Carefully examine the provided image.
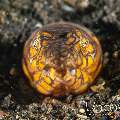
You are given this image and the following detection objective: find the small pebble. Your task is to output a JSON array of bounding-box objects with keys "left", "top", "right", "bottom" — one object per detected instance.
[
  {"left": 16, "top": 114, "right": 19, "bottom": 119},
  {"left": 0, "top": 111, "right": 8, "bottom": 119},
  {"left": 79, "top": 108, "right": 85, "bottom": 113},
  {"left": 113, "top": 51, "right": 119, "bottom": 58},
  {"left": 66, "top": 95, "right": 73, "bottom": 103},
  {"left": 62, "top": 4, "right": 75, "bottom": 12},
  {"left": 76, "top": 0, "right": 89, "bottom": 10},
  {"left": 104, "top": 52, "right": 109, "bottom": 57},
  {"left": 103, "top": 52, "right": 109, "bottom": 66},
  {"left": 77, "top": 114, "right": 87, "bottom": 119},
  {"left": 9, "top": 67, "right": 17, "bottom": 76},
  {"left": 34, "top": 23, "right": 43, "bottom": 28}
]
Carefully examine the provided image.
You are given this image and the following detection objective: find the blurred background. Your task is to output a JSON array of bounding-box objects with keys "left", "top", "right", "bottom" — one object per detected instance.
[{"left": 0, "top": 0, "right": 120, "bottom": 119}]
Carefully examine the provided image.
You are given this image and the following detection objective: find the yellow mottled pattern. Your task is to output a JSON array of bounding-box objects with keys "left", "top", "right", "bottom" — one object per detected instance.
[
  {"left": 29, "top": 47, "right": 37, "bottom": 57},
  {"left": 66, "top": 37, "right": 75, "bottom": 45},
  {"left": 49, "top": 68, "right": 56, "bottom": 80},
  {"left": 22, "top": 25, "right": 102, "bottom": 97},
  {"left": 37, "top": 61, "right": 45, "bottom": 70},
  {"left": 42, "top": 32, "right": 52, "bottom": 37},
  {"left": 42, "top": 40, "right": 48, "bottom": 46},
  {"left": 33, "top": 72, "right": 41, "bottom": 81},
  {"left": 28, "top": 59, "right": 37, "bottom": 71},
  {"left": 42, "top": 76, "right": 51, "bottom": 84}
]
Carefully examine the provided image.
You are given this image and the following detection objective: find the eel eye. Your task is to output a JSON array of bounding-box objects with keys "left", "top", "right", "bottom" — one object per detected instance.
[{"left": 69, "top": 68, "right": 76, "bottom": 76}]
